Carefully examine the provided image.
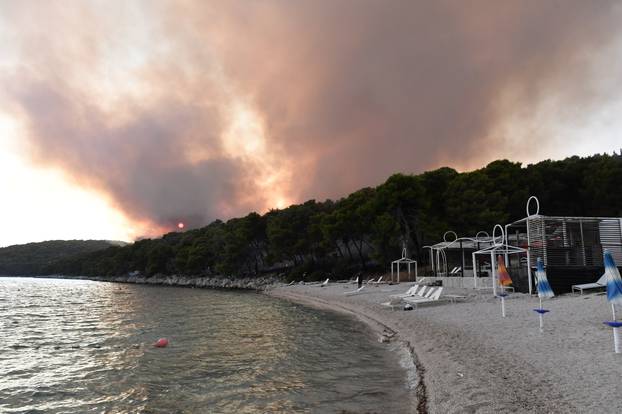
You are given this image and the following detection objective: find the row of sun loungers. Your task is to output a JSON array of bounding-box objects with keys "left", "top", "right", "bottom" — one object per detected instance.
[{"left": 382, "top": 283, "right": 467, "bottom": 310}]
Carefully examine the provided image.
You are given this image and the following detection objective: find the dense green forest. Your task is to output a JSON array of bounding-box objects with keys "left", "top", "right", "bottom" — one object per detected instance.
[
  {"left": 32, "top": 154, "right": 622, "bottom": 280},
  {"left": 0, "top": 240, "right": 124, "bottom": 276}
]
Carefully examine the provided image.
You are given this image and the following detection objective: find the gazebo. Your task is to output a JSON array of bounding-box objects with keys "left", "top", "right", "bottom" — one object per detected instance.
[
  {"left": 472, "top": 225, "right": 527, "bottom": 296},
  {"left": 424, "top": 231, "right": 495, "bottom": 277},
  {"left": 391, "top": 248, "right": 418, "bottom": 283}
]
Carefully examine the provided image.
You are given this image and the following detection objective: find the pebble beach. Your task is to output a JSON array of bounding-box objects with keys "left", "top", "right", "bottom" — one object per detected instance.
[{"left": 267, "top": 281, "right": 622, "bottom": 414}]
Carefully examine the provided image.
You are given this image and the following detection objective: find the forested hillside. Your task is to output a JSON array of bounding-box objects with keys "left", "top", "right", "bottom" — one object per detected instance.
[
  {"left": 0, "top": 240, "right": 124, "bottom": 276},
  {"left": 43, "top": 154, "right": 622, "bottom": 280}
]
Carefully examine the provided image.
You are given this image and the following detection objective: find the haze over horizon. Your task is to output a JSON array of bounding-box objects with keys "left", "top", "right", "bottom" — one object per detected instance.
[{"left": 2, "top": 0, "right": 622, "bottom": 247}]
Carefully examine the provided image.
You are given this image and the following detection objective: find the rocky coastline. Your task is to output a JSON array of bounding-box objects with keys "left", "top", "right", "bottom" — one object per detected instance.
[{"left": 5, "top": 273, "right": 281, "bottom": 291}]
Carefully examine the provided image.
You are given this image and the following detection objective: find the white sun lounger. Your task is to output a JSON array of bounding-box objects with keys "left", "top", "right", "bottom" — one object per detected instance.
[
  {"left": 313, "top": 278, "right": 330, "bottom": 287},
  {"left": 403, "top": 287, "right": 444, "bottom": 308},
  {"left": 371, "top": 276, "right": 384, "bottom": 285},
  {"left": 389, "top": 285, "right": 420, "bottom": 299},
  {"left": 415, "top": 286, "right": 428, "bottom": 298},
  {"left": 571, "top": 273, "right": 607, "bottom": 295},
  {"left": 344, "top": 286, "right": 366, "bottom": 296}
]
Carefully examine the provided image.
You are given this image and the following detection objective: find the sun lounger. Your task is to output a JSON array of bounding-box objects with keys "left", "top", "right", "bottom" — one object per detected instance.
[
  {"left": 312, "top": 278, "right": 329, "bottom": 287},
  {"left": 402, "top": 287, "right": 444, "bottom": 308},
  {"left": 371, "top": 276, "right": 384, "bottom": 285},
  {"left": 571, "top": 273, "right": 607, "bottom": 295},
  {"left": 389, "top": 285, "right": 420, "bottom": 299},
  {"left": 442, "top": 294, "right": 468, "bottom": 303},
  {"left": 344, "top": 286, "right": 366, "bottom": 296},
  {"left": 415, "top": 277, "right": 432, "bottom": 285},
  {"left": 416, "top": 286, "right": 428, "bottom": 297}
]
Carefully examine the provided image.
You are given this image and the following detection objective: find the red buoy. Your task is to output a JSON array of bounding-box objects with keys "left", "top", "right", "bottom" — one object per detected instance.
[{"left": 154, "top": 338, "right": 169, "bottom": 348}]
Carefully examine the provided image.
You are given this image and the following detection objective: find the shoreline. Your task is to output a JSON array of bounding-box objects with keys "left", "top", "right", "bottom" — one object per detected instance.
[
  {"left": 0, "top": 274, "right": 278, "bottom": 291},
  {"left": 267, "top": 288, "right": 427, "bottom": 414},
  {"left": 266, "top": 282, "right": 622, "bottom": 414}
]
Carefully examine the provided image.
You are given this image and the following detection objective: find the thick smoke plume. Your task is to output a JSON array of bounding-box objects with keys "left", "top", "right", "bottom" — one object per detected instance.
[{"left": 1, "top": 1, "right": 621, "bottom": 234}]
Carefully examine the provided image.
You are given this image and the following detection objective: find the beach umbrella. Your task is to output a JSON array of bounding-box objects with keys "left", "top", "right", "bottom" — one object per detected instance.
[
  {"left": 496, "top": 255, "right": 512, "bottom": 317},
  {"left": 533, "top": 257, "right": 554, "bottom": 332},
  {"left": 604, "top": 250, "right": 622, "bottom": 312},
  {"left": 602, "top": 250, "right": 622, "bottom": 353}
]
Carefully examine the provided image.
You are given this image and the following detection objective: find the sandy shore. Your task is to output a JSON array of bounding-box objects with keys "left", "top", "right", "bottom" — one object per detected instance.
[{"left": 266, "top": 281, "right": 622, "bottom": 414}]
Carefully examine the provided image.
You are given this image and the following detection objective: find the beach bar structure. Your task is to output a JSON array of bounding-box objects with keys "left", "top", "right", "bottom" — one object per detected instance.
[
  {"left": 504, "top": 196, "right": 622, "bottom": 293},
  {"left": 424, "top": 231, "right": 496, "bottom": 278}
]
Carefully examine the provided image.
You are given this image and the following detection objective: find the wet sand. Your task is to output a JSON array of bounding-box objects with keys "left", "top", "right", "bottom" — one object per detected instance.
[{"left": 267, "top": 281, "right": 622, "bottom": 414}]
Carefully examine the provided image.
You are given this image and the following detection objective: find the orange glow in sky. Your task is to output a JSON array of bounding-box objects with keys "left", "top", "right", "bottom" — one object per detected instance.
[{"left": 1, "top": 1, "right": 622, "bottom": 247}]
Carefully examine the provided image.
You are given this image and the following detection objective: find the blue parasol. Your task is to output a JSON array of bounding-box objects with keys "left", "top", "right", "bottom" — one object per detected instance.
[
  {"left": 603, "top": 250, "right": 622, "bottom": 353},
  {"left": 532, "top": 257, "right": 554, "bottom": 332},
  {"left": 604, "top": 250, "right": 622, "bottom": 309}
]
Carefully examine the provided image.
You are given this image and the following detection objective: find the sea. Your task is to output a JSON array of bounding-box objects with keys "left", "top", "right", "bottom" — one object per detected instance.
[{"left": 0, "top": 277, "right": 414, "bottom": 413}]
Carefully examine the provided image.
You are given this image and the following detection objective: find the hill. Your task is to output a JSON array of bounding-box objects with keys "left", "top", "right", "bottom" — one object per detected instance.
[
  {"left": 0, "top": 240, "right": 126, "bottom": 276},
  {"left": 38, "top": 153, "right": 622, "bottom": 281}
]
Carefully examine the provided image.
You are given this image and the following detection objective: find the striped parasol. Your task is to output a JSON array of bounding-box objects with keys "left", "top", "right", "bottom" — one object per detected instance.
[
  {"left": 604, "top": 250, "right": 622, "bottom": 307},
  {"left": 535, "top": 257, "right": 554, "bottom": 299},
  {"left": 533, "top": 257, "right": 553, "bottom": 332},
  {"left": 603, "top": 250, "right": 622, "bottom": 353}
]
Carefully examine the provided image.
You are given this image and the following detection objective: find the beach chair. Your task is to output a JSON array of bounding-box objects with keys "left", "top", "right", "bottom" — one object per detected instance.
[
  {"left": 320, "top": 278, "right": 329, "bottom": 287},
  {"left": 371, "top": 276, "right": 384, "bottom": 285},
  {"left": 344, "top": 286, "right": 366, "bottom": 296},
  {"left": 403, "top": 287, "right": 444, "bottom": 308},
  {"left": 415, "top": 286, "right": 428, "bottom": 298},
  {"left": 449, "top": 267, "right": 458, "bottom": 275},
  {"left": 389, "top": 285, "right": 420, "bottom": 299},
  {"left": 571, "top": 273, "right": 607, "bottom": 295}
]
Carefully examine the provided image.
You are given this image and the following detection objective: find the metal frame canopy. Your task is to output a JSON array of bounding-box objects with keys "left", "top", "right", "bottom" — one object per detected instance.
[
  {"left": 423, "top": 231, "right": 495, "bottom": 277},
  {"left": 391, "top": 248, "right": 418, "bottom": 283},
  {"left": 472, "top": 224, "right": 526, "bottom": 296},
  {"left": 504, "top": 196, "right": 622, "bottom": 293}
]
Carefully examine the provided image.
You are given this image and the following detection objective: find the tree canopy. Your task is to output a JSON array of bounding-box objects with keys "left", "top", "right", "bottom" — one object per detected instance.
[{"left": 7, "top": 153, "right": 620, "bottom": 281}]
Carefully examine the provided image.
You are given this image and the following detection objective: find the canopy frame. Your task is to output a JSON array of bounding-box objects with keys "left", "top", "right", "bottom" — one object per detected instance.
[
  {"left": 391, "top": 248, "right": 418, "bottom": 283},
  {"left": 472, "top": 224, "right": 527, "bottom": 296}
]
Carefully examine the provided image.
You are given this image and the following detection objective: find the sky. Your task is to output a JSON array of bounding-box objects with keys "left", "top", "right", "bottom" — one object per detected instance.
[{"left": 1, "top": 0, "right": 622, "bottom": 247}]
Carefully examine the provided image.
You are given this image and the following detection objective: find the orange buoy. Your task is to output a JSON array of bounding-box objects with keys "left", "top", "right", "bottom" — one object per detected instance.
[{"left": 154, "top": 338, "right": 169, "bottom": 348}]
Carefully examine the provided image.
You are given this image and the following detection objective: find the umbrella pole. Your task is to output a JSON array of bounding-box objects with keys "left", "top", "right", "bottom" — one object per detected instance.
[
  {"left": 539, "top": 313, "right": 544, "bottom": 333},
  {"left": 501, "top": 286, "right": 506, "bottom": 318},
  {"left": 614, "top": 327, "right": 620, "bottom": 354},
  {"left": 612, "top": 304, "right": 617, "bottom": 321}
]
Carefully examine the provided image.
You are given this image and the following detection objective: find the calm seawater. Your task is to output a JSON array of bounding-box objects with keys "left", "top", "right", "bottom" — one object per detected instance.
[{"left": 0, "top": 277, "right": 413, "bottom": 413}]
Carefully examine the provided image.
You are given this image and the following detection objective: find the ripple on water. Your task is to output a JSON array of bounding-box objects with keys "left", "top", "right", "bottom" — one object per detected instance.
[{"left": 0, "top": 277, "right": 414, "bottom": 413}]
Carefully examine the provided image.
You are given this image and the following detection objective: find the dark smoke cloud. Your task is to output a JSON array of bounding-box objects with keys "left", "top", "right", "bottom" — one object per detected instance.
[{"left": 1, "top": 0, "right": 621, "bottom": 234}]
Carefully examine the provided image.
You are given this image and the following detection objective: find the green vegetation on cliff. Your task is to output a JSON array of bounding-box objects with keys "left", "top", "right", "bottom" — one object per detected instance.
[{"left": 22, "top": 154, "right": 622, "bottom": 280}]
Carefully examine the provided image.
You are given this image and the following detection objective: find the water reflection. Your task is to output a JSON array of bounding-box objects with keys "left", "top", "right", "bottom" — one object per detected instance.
[{"left": 0, "top": 277, "right": 412, "bottom": 413}]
